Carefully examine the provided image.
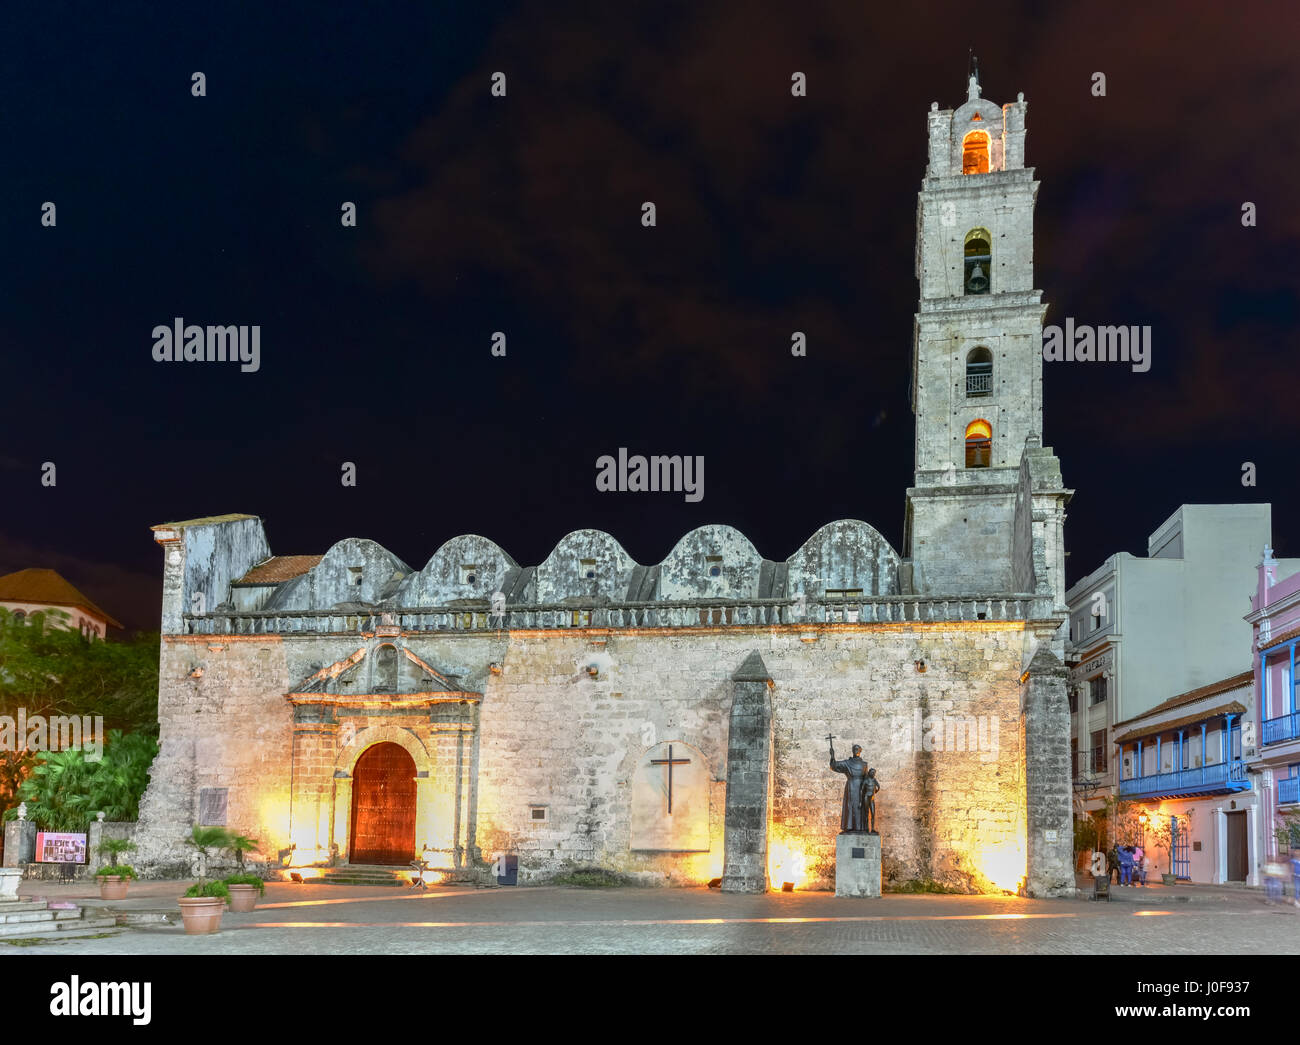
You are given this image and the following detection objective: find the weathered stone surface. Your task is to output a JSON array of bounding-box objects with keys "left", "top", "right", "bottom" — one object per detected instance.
[
  {"left": 787, "top": 520, "right": 901, "bottom": 598},
  {"left": 2, "top": 820, "right": 35, "bottom": 867},
  {"left": 1023, "top": 643, "right": 1075, "bottom": 897},
  {"left": 721, "top": 652, "right": 773, "bottom": 893},
  {"left": 265, "top": 539, "right": 411, "bottom": 612},
  {"left": 835, "top": 832, "right": 881, "bottom": 897},
  {"left": 534, "top": 530, "right": 637, "bottom": 604},
  {"left": 658, "top": 525, "right": 767, "bottom": 601},
  {"left": 395, "top": 535, "right": 518, "bottom": 608}
]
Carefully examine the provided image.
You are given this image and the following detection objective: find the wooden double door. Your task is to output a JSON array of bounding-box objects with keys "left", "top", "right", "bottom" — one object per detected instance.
[{"left": 349, "top": 742, "right": 417, "bottom": 865}]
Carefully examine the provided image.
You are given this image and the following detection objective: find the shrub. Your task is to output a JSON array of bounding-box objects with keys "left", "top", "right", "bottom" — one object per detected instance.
[
  {"left": 95, "top": 864, "right": 136, "bottom": 879},
  {"left": 222, "top": 873, "right": 266, "bottom": 895},
  {"left": 184, "top": 880, "right": 229, "bottom": 900}
]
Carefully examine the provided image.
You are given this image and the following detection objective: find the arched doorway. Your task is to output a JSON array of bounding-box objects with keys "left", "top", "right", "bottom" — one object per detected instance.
[{"left": 349, "top": 742, "right": 417, "bottom": 865}]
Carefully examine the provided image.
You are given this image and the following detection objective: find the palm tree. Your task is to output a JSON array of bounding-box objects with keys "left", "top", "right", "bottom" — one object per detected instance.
[{"left": 186, "top": 826, "right": 233, "bottom": 890}]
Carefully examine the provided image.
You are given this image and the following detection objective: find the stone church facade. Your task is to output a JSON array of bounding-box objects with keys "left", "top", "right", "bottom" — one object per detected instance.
[{"left": 132, "top": 75, "right": 1075, "bottom": 896}]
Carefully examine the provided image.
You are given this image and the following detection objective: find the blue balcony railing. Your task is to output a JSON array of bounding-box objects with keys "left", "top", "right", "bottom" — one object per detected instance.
[
  {"left": 1263, "top": 712, "right": 1300, "bottom": 747},
  {"left": 1118, "top": 759, "right": 1249, "bottom": 799},
  {"left": 1279, "top": 776, "right": 1300, "bottom": 805}
]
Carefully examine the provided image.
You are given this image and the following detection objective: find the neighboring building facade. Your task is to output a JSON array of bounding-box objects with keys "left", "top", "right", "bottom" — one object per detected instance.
[
  {"left": 1064, "top": 504, "right": 1298, "bottom": 825},
  {"left": 0, "top": 568, "right": 121, "bottom": 639},
  {"left": 129, "top": 74, "right": 1077, "bottom": 896},
  {"left": 1245, "top": 547, "right": 1300, "bottom": 868},
  {"left": 1113, "top": 672, "right": 1255, "bottom": 884}
]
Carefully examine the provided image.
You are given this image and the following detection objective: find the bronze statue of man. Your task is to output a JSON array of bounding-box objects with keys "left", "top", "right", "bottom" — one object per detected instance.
[
  {"left": 862, "top": 768, "right": 881, "bottom": 835},
  {"left": 828, "top": 740, "right": 871, "bottom": 833}
]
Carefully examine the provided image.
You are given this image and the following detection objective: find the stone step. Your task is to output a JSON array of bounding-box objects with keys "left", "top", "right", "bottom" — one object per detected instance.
[
  {"left": 0, "top": 908, "right": 61, "bottom": 925},
  {"left": 0, "top": 915, "right": 118, "bottom": 940},
  {"left": 0, "top": 900, "right": 51, "bottom": 916},
  {"left": 317, "top": 875, "right": 409, "bottom": 887}
]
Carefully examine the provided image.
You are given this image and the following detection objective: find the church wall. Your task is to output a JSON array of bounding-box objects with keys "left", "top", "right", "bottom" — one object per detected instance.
[
  {"left": 469, "top": 622, "right": 1029, "bottom": 890},
  {"left": 133, "top": 622, "right": 1030, "bottom": 892},
  {"left": 132, "top": 636, "right": 295, "bottom": 873}
]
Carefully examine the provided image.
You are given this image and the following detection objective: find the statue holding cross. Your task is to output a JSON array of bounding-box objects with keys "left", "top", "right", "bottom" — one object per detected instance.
[{"left": 827, "top": 734, "right": 879, "bottom": 834}]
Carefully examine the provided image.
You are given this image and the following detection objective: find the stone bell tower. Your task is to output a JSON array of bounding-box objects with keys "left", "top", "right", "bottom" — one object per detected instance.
[{"left": 903, "top": 67, "right": 1051, "bottom": 597}]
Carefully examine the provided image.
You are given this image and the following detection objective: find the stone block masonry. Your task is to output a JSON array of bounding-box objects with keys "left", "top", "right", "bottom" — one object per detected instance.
[{"left": 132, "top": 619, "right": 1044, "bottom": 894}]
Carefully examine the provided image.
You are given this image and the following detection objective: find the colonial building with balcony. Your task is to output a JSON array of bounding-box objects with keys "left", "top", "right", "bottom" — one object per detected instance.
[
  {"left": 1065, "top": 504, "right": 1296, "bottom": 827},
  {"left": 1112, "top": 672, "right": 1254, "bottom": 883},
  {"left": 1245, "top": 546, "right": 1300, "bottom": 866}
]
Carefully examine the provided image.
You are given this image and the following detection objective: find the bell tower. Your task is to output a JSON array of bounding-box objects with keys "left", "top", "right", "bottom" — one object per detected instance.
[{"left": 903, "top": 68, "right": 1054, "bottom": 596}]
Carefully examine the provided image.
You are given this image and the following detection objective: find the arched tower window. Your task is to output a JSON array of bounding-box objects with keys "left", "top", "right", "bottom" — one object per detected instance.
[
  {"left": 964, "top": 228, "right": 991, "bottom": 295},
  {"left": 962, "top": 130, "right": 989, "bottom": 174},
  {"left": 966, "top": 347, "right": 993, "bottom": 397},
  {"left": 965, "top": 419, "right": 992, "bottom": 468}
]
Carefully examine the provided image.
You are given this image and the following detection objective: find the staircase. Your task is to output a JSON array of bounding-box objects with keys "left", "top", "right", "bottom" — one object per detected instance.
[
  {"left": 316, "top": 865, "right": 414, "bottom": 887},
  {"left": 314, "top": 864, "right": 480, "bottom": 887},
  {"left": 0, "top": 898, "right": 119, "bottom": 941}
]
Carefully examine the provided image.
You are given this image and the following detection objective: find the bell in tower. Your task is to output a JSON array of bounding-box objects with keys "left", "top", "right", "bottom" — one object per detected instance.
[{"left": 964, "top": 229, "right": 991, "bottom": 294}]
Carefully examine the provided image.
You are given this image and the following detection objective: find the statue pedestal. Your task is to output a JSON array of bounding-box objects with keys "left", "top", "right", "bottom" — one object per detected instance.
[
  {"left": 3, "top": 820, "right": 35, "bottom": 867},
  {"left": 0, "top": 868, "right": 22, "bottom": 899},
  {"left": 835, "top": 832, "right": 881, "bottom": 898}
]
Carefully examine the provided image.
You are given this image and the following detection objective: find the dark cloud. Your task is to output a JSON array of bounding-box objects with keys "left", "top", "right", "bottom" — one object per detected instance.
[{"left": 1, "top": 0, "right": 1298, "bottom": 603}]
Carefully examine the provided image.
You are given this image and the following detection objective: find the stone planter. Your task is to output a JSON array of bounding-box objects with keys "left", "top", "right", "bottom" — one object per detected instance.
[
  {"left": 98, "top": 875, "right": 130, "bottom": 900},
  {"left": 178, "top": 896, "right": 226, "bottom": 934},
  {"left": 1161, "top": 873, "right": 1176, "bottom": 886},
  {"left": 226, "top": 883, "right": 260, "bottom": 912}
]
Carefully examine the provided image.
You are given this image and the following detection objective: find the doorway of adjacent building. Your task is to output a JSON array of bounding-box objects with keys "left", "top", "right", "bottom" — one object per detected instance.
[
  {"left": 349, "top": 742, "right": 417, "bottom": 865},
  {"left": 1225, "top": 810, "right": 1248, "bottom": 882}
]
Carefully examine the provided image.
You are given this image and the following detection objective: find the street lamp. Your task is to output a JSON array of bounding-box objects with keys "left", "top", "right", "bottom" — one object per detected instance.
[{"left": 1138, "top": 810, "right": 1149, "bottom": 849}]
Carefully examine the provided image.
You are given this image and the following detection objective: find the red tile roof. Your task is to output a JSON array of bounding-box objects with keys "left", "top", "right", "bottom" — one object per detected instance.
[
  {"left": 0, "top": 569, "right": 122, "bottom": 628},
  {"left": 1113, "top": 670, "right": 1254, "bottom": 729},
  {"left": 1113, "top": 700, "right": 1249, "bottom": 746},
  {"left": 235, "top": 555, "right": 323, "bottom": 585}
]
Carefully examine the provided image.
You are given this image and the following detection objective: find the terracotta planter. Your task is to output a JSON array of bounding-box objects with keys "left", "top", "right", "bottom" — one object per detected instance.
[
  {"left": 178, "top": 896, "right": 226, "bottom": 934},
  {"left": 98, "top": 875, "right": 130, "bottom": 900},
  {"left": 226, "top": 883, "right": 260, "bottom": 912}
]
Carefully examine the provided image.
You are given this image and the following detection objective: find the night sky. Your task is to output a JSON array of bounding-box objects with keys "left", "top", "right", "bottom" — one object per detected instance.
[{"left": 3, "top": 2, "right": 1297, "bottom": 632}]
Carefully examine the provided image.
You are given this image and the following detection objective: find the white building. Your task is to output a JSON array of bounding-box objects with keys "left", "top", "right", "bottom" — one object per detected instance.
[{"left": 1065, "top": 505, "right": 1299, "bottom": 845}]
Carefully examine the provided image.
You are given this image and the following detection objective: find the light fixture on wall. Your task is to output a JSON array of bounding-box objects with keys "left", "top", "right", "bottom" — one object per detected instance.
[{"left": 915, "top": 660, "right": 927, "bottom": 673}]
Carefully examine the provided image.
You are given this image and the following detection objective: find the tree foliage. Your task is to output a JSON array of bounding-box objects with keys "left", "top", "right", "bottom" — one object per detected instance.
[
  {"left": 0, "top": 607, "right": 159, "bottom": 732},
  {"left": 3, "top": 731, "right": 159, "bottom": 830},
  {"left": 0, "top": 606, "right": 159, "bottom": 814}
]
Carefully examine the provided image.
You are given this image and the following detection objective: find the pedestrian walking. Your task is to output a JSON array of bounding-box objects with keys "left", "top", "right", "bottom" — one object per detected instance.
[{"left": 1118, "top": 845, "right": 1134, "bottom": 886}]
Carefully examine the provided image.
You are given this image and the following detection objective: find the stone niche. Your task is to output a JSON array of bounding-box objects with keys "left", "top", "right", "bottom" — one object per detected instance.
[{"left": 629, "top": 741, "right": 710, "bottom": 852}]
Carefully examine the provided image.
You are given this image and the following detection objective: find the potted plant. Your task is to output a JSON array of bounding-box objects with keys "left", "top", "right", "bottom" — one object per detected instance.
[
  {"left": 94, "top": 838, "right": 137, "bottom": 899},
  {"left": 178, "top": 826, "right": 233, "bottom": 934},
  {"left": 222, "top": 873, "right": 266, "bottom": 912}
]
